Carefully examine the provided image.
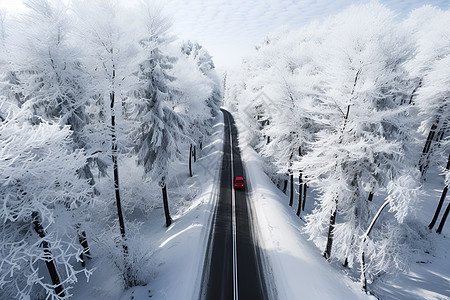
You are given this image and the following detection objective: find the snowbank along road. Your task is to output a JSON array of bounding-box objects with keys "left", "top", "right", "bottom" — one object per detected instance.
[{"left": 200, "top": 109, "right": 268, "bottom": 300}]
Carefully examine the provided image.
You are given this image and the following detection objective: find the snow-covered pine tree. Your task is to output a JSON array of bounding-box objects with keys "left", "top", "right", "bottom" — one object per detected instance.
[{"left": 128, "top": 4, "right": 188, "bottom": 227}]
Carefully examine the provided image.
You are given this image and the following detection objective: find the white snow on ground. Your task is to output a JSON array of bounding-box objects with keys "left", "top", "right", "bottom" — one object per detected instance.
[{"left": 369, "top": 167, "right": 450, "bottom": 300}]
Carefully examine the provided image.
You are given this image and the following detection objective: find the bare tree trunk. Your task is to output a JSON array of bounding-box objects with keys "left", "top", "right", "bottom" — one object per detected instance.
[
  {"left": 361, "top": 251, "right": 367, "bottom": 291},
  {"left": 323, "top": 202, "right": 337, "bottom": 259},
  {"left": 436, "top": 200, "right": 450, "bottom": 234},
  {"left": 189, "top": 144, "right": 193, "bottom": 177},
  {"left": 282, "top": 178, "right": 288, "bottom": 194},
  {"left": 429, "top": 154, "right": 450, "bottom": 230},
  {"left": 419, "top": 122, "right": 443, "bottom": 176},
  {"left": 296, "top": 173, "right": 303, "bottom": 216},
  {"left": 32, "top": 212, "right": 65, "bottom": 297},
  {"left": 289, "top": 173, "right": 294, "bottom": 207},
  {"left": 111, "top": 89, "right": 127, "bottom": 244},
  {"left": 76, "top": 224, "right": 91, "bottom": 268},
  {"left": 302, "top": 182, "right": 307, "bottom": 211},
  {"left": 343, "top": 257, "right": 348, "bottom": 268},
  {"left": 193, "top": 145, "right": 197, "bottom": 162},
  {"left": 161, "top": 178, "right": 172, "bottom": 227},
  {"left": 408, "top": 80, "right": 422, "bottom": 105}
]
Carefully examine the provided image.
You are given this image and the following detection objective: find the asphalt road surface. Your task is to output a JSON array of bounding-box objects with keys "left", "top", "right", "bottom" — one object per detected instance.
[{"left": 201, "top": 109, "right": 268, "bottom": 300}]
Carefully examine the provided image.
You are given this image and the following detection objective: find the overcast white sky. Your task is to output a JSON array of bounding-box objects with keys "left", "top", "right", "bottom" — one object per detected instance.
[{"left": 1, "top": 0, "right": 449, "bottom": 70}]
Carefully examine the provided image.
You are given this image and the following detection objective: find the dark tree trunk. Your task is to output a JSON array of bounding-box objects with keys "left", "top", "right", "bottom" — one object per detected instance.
[
  {"left": 110, "top": 68, "right": 128, "bottom": 261},
  {"left": 408, "top": 80, "right": 422, "bottom": 105},
  {"left": 436, "top": 200, "right": 450, "bottom": 234},
  {"left": 78, "top": 230, "right": 90, "bottom": 267},
  {"left": 189, "top": 144, "right": 193, "bottom": 177},
  {"left": 430, "top": 186, "right": 448, "bottom": 230},
  {"left": 111, "top": 89, "right": 126, "bottom": 242},
  {"left": 323, "top": 204, "right": 337, "bottom": 259},
  {"left": 423, "top": 124, "right": 437, "bottom": 154},
  {"left": 361, "top": 251, "right": 367, "bottom": 290},
  {"left": 429, "top": 154, "right": 450, "bottom": 230},
  {"left": 343, "top": 257, "right": 348, "bottom": 268},
  {"left": 323, "top": 82, "right": 354, "bottom": 260},
  {"left": 419, "top": 123, "right": 437, "bottom": 175},
  {"left": 76, "top": 224, "right": 91, "bottom": 268},
  {"left": 282, "top": 178, "right": 288, "bottom": 194},
  {"left": 32, "top": 212, "right": 65, "bottom": 298},
  {"left": 302, "top": 182, "right": 307, "bottom": 211},
  {"left": 297, "top": 173, "right": 303, "bottom": 216},
  {"left": 289, "top": 173, "right": 294, "bottom": 207},
  {"left": 193, "top": 145, "right": 197, "bottom": 162},
  {"left": 368, "top": 191, "right": 374, "bottom": 202},
  {"left": 161, "top": 180, "right": 172, "bottom": 227}
]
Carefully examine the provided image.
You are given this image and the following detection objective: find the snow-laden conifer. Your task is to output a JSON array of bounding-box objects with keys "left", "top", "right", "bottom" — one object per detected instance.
[{"left": 129, "top": 5, "right": 188, "bottom": 181}]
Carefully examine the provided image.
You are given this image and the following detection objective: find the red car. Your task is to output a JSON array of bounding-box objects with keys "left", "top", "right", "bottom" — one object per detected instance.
[{"left": 234, "top": 177, "right": 245, "bottom": 189}]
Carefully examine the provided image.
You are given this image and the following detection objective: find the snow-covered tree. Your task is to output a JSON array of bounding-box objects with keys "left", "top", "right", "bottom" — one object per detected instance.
[
  {"left": 128, "top": 5, "right": 186, "bottom": 179},
  {"left": 359, "top": 171, "right": 422, "bottom": 290},
  {"left": 72, "top": 0, "right": 140, "bottom": 285},
  {"left": 404, "top": 6, "right": 450, "bottom": 176},
  {"left": 178, "top": 40, "right": 221, "bottom": 171},
  {"left": 180, "top": 40, "right": 222, "bottom": 123},
  {"left": 0, "top": 111, "right": 92, "bottom": 300},
  {"left": 4, "top": 0, "right": 96, "bottom": 183},
  {"left": 297, "top": 3, "right": 417, "bottom": 266},
  {"left": 126, "top": 5, "right": 190, "bottom": 226}
]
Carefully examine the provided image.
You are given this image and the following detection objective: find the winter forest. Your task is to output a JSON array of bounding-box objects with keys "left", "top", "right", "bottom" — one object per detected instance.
[
  {"left": 225, "top": 1, "right": 449, "bottom": 295},
  {"left": 0, "top": 0, "right": 221, "bottom": 299},
  {"left": 1, "top": 0, "right": 449, "bottom": 299}
]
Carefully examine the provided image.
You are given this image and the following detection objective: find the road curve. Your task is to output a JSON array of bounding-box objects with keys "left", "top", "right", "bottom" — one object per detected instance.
[{"left": 200, "top": 109, "right": 268, "bottom": 300}]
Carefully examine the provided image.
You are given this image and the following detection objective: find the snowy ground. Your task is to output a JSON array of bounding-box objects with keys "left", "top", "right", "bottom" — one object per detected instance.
[{"left": 370, "top": 166, "right": 450, "bottom": 300}]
